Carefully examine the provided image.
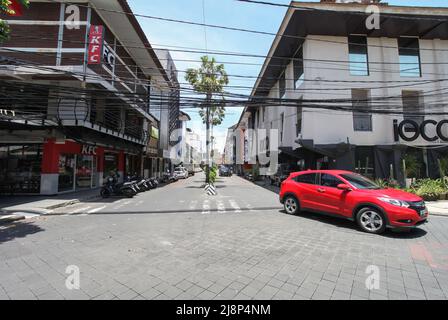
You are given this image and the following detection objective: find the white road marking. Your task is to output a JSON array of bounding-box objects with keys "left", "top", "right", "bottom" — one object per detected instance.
[
  {"left": 217, "top": 200, "right": 226, "bottom": 214},
  {"left": 189, "top": 200, "right": 198, "bottom": 211},
  {"left": 229, "top": 200, "right": 241, "bottom": 213},
  {"left": 87, "top": 206, "right": 106, "bottom": 214},
  {"left": 135, "top": 200, "right": 144, "bottom": 207},
  {"left": 202, "top": 200, "right": 210, "bottom": 215},
  {"left": 71, "top": 206, "right": 91, "bottom": 214},
  {"left": 246, "top": 204, "right": 254, "bottom": 212}
]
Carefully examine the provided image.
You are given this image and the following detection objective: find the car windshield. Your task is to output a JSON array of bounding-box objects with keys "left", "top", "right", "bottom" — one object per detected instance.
[{"left": 340, "top": 174, "right": 381, "bottom": 190}]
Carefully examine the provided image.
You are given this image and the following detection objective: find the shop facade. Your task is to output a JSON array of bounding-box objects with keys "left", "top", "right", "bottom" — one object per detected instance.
[
  {"left": 236, "top": 2, "right": 448, "bottom": 185},
  {"left": 39, "top": 139, "right": 128, "bottom": 195}
]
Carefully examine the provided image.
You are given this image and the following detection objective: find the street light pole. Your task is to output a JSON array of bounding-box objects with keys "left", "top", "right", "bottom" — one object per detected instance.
[{"left": 205, "top": 92, "right": 211, "bottom": 184}]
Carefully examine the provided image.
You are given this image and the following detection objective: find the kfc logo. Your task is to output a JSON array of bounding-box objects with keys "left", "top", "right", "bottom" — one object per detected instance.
[{"left": 88, "top": 25, "right": 104, "bottom": 65}]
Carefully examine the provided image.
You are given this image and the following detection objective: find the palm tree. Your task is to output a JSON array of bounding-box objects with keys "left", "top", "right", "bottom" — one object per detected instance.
[
  {"left": 185, "top": 56, "right": 228, "bottom": 184},
  {"left": 1, "top": 0, "right": 29, "bottom": 42}
]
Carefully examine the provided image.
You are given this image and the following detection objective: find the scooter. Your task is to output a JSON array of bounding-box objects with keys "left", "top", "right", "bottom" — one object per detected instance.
[
  {"left": 101, "top": 175, "right": 137, "bottom": 198},
  {"left": 149, "top": 178, "right": 159, "bottom": 188},
  {"left": 127, "top": 175, "right": 148, "bottom": 193}
]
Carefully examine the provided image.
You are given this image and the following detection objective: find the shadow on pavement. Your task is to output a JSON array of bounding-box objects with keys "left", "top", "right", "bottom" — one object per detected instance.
[
  {"left": 0, "top": 221, "right": 44, "bottom": 244},
  {"left": 281, "top": 210, "right": 428, "bottom": 239}
]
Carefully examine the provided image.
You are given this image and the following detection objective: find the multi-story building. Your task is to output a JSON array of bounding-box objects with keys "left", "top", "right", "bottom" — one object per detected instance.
[
  {"left": 0, "top": 0, "right": 177, "bottom": 195},
  {"left": 239, "top": 0, "right": 448, "bottom": 184}
]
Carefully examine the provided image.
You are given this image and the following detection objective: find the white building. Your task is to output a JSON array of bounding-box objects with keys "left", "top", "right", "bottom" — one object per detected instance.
[{"left": 239, "top": 0, "right": 448, "bottom": 184}]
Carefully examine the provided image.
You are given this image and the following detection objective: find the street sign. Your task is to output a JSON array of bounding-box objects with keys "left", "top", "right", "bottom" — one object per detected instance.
[{"left": 87, "top": 25, "right": 104, "bottom": 65}]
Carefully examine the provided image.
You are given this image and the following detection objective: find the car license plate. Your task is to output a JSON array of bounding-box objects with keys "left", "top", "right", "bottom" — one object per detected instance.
[{"left": 420, "top": 209, "right": 428, "bottom": 217}]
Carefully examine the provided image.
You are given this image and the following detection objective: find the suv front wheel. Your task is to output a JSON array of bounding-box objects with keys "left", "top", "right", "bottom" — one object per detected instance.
[
  {"left": 356, "top": 207, "right": 387, "bottom": 234},
  {"left": 284, "top": 195, "right": 300, "bottom": 215}
]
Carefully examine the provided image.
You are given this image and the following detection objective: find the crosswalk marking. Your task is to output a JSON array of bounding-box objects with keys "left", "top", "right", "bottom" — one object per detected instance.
[
  {"left": 217, "top": 200, "right": 225, "bottom": 214},
  {"left": 229, "top": 200, "right": 241, "bottom": 213},
  {"left": 87, "top": 206, "right": 106, "bottom": 214},
  {"left": 202, "top": 200, "right": 210, "bottom": 215},
  {"left": 189, "top": 200, "right": 198, "bottom": 211}
]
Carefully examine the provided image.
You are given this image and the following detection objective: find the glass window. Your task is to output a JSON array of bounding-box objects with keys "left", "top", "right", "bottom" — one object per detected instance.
[
  {"left": 295, "top": 173, "right": 317, "bottom": 185},
  {"left": 402, "top": 90, "right": 424, "bottom": 125},
  {"left": 104, "top": 153, "right": 118, "bottom": 178},
  {"left": 0, "top": 145, "right": 42, "bottom": 194},
  {"left": 76, "top": 155, "right": 93, "bottom": 189},
  {"left": 296, "top": 103, "right": 303, "bottom": 136},
  {"left": 352, "top": 89, "right": 372, "bottom": 131},
  {"left": 340, "top": 173, "right": 380, "bottom": 190},
  {"left": 280, "top": 112, "right": 284, "bottom": 142},
  {"left": 279, "top": 72, "right": 286, "bottom": 99},
  {"left": 293, "top": 46, "right": 304, "bottom": 89},
  {"left": 355, "top": 147, "right": 375, "bottom": 178},
  {"left": 320, "top": 174, "right": 344, "bottom": 188},
  {"left": 398, "top": 37, "right": 421, "bottom": 77},
  {"left": 58, "top": 154, "right": 75, "bottom": 192},
  {"left": 348, "top": 35, "right": 369, "bottom": 76}
]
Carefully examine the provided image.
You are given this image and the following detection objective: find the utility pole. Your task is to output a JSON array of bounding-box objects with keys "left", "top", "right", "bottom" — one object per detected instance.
[{"left": 205, "top": 92, "right": 211, "bottom": 184}]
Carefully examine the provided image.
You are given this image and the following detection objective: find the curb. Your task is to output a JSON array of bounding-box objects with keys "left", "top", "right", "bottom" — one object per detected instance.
[{"left": 0, "top": 215, "right": 26, "bottom": 225}]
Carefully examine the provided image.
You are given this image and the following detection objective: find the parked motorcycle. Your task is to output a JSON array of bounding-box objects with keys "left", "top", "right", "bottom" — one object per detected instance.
[{"left": 100, "top": 175, "right": 137, "bottom": 198}]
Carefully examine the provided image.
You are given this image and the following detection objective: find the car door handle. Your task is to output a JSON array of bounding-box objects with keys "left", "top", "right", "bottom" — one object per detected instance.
[{"left": 317, "top": 188, "right": 326, "bottom": 193}]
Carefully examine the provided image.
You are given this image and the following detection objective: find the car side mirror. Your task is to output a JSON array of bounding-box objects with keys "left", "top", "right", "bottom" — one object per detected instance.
[{"left": 337, "top": 184, "right": 352, "bottom": 191}]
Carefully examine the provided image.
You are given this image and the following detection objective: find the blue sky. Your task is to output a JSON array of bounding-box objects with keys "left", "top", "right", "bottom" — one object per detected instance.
[{"left": 128, "top": 0, "right": 446, "bottom": 152}]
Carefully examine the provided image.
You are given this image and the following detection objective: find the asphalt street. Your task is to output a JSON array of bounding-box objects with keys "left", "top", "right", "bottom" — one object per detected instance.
[{"left": 1, "top": 173, "right": 448, "bottom": 300}]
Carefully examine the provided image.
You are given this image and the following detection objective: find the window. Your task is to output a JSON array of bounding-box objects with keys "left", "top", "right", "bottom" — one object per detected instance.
[
  {"left": 355, "top": 147, "right": 375, "bottom": 178},
  {"left": 0, "top": 145, "right": 42, "bottom": 194},
  {"left": 320, "top": 174, "right": 344, "bottom": 188},
  {"left": 352, "top": 89, "right": 372, "bottom": 131},
  {"left": 402, "top": 90, "right": 424, "bottom": 125},
  {"left": 279, "top": 72, "right": 286, "bottom": 99},
  {"left": 398, "top": 37, "right": 421, "bottom": 77},
  {"left": 340, "top": 174, "right": 380, "bottom": 190},
  {"left": 293, "top": 46, "right": 304, "bottom": 89},
  {"left": 280, "top": 112, "right": 284, "bottom": 142},
  {"left": 348, "top": 35, "right": 369, "bottom": 76},
  {"left": 296, "top": 104, "right": 303, "bottom": 136},
  {"left": 295, "top": 173, "right": 317, "bottom": 185}
]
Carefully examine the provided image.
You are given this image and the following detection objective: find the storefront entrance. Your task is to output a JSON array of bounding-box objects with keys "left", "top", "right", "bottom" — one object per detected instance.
[
  {"left": 0, "top": 144, "right": 42, "bottom": 194},
  {"left": 58, "top": 153, "right": 98, "bottom": 192}
]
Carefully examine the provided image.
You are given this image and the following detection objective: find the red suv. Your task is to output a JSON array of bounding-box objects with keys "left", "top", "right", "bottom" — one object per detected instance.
[{"left": 279, "top": 170, "right": 429, "bottom": 234}]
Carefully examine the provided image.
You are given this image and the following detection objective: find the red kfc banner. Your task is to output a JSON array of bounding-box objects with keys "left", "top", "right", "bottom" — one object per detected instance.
[{"left": 87, "top": 25, "right": 104, "bottom": 65}]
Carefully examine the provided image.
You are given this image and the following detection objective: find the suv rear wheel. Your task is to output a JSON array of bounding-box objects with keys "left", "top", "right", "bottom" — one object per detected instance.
[
  {"left": 284, "top": 195, "right": 300, "bottom": 215},
  {"left": 356, "top": 207, "right": 386, "bottom": 234}
]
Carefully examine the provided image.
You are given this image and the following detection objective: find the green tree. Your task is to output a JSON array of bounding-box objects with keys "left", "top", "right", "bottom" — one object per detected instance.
[
  {"left": 185, "top": 56, "right": 229, "bottom": 184},
  {"left": 1, "top": 0, "right": 29, "bottom": 42}
]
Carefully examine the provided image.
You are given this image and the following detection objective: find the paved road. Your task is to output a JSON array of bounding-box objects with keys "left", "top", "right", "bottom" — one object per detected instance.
[{"left": 1, "top": 174, "right": 448, "bottom": 300}]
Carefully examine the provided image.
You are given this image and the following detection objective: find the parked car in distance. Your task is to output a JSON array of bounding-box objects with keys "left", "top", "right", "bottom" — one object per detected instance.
[
  {"left": 174, "top": 167, "right": 189, "bottom": 179},
  {"left": 219, "top": 165, "right": 232, "bottom": 177},
  {"left": 279, "top": 170, "right": 429, "bottom": 234}
]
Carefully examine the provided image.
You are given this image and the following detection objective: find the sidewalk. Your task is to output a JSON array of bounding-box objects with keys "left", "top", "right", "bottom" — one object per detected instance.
[
  {"left": 0, "top": 188, "right": 101, "bottom": 216},
  {"left": 426, "top": 201, "right": 448, "bottom": 217}
]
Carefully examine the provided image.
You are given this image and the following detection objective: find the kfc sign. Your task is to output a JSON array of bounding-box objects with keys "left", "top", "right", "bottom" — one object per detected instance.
[
  {"left": 81, "top": 145, "right": 98, "bottom": 155},
  {"left": 88, "top": 25, "right": 104, "bottom": 65},
  {"left": 102, "top": 44, "right": 116, "bottom": 72}
]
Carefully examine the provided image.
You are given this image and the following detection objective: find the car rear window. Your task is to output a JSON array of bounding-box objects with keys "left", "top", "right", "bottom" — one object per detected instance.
[{"left": 294, "top": 173, "right": 317, "bottom": 185}]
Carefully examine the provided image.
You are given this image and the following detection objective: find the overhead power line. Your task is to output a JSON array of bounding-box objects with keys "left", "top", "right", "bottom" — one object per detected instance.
[{"left": 43, "top": 0, "right": 448, "bottom": 53}]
